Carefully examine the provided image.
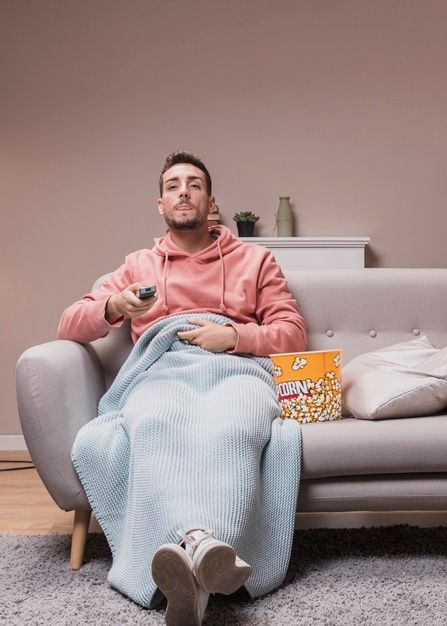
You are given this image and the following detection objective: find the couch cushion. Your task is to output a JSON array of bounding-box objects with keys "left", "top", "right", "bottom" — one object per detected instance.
[
  {"left": 301, "top": 415, "right": 447, "bottom": 479},
  {"left": 342, "top": 336, "right": 447, "bottom": 420}
]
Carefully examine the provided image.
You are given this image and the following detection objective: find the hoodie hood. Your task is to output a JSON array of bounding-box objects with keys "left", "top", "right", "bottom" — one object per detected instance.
[
  {"left": 153, "top": 225, "right": 243, "bottom": 313},
  {"left": 154, "top": 225, "right": 241, "bottom": 260}
]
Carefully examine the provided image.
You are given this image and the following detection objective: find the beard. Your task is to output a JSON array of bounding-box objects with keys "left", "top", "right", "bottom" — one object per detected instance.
[{"left": 164, "top": 210, "right": 208, "bottom": 231}]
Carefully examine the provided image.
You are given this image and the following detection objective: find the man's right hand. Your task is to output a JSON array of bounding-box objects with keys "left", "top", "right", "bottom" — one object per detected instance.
[{"left": 105, "top": 283, "right": 157, "bottom": 324}]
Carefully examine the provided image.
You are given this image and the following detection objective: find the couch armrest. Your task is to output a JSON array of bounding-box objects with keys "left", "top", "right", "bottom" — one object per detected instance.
[{"left": 16, "top": 340, "right": 106, "bottom": 511}]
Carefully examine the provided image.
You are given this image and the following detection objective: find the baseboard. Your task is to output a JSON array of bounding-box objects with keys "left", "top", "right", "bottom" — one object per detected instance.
[
  {"left": 295, "top": 510, "right": 447, "bottom": 529},
  {"left": 0, "top": 435, "right": 27, "bottom": 450}
]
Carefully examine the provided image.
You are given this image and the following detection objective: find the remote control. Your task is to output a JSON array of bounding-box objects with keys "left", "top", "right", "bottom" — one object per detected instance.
[{"left": 138, "top": 286, "right": 157, "bottom": 299}]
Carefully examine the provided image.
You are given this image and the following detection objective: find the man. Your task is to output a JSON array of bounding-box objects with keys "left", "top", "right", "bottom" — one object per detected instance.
[{"left": 59, "top": 151, "right": 306, "bottom": 625}]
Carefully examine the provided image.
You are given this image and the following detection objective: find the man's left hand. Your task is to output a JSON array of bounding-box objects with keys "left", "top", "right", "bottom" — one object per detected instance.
[{"left": 177, "top": 318, "right": 237, "bottom": 353}]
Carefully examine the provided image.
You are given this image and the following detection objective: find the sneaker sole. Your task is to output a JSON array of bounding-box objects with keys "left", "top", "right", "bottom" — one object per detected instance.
[
  {"left": 194, "top": 543, "right": 252, "bottom": 595},
  {"left": 152, "top": 544, "right": 202, "bottom": 626}
]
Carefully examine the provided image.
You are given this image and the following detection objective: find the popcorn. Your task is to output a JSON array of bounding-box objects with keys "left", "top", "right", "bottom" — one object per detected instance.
[
  {"left": 273, "top": 365, "right": 283, "bottom": 378},
  {"left": 292, "top": 357, "right": 307, "bottom": 371},
  {"left": 270, "top": 350, "right": 343, "bottom": 424}
]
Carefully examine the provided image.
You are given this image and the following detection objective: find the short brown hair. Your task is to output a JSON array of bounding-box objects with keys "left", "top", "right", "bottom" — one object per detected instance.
[{"left": 159, "top": 150, "right": 212, "bottom": 196}]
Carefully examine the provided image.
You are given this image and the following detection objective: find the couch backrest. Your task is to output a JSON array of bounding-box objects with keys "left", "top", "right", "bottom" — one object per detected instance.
[
  {"left": 287, "top": 268, "right": 447, "bottom": 363},
  {"left": 89, "top": 268, "right": 447, "bottom": 387}
]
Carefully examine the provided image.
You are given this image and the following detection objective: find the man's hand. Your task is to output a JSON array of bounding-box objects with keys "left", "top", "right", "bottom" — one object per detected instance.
[
  {"left": 105, "top": 283, "right": 156, "bottom": 324},
  {"left": 177, "top": 318, "right": 237, "bottom": 353}
]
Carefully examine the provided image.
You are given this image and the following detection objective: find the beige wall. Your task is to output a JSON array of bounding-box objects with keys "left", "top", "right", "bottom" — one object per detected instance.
[{"left": 1, "top": 0, "right": 447, "bottom": 438}]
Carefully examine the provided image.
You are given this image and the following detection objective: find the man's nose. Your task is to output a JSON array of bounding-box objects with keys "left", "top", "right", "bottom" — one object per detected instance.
[{"left": 179, "top": 184, "right": 190, "bottom": 198}]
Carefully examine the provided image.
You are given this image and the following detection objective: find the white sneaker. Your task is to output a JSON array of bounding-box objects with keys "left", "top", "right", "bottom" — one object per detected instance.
[
  {"left": 152, "top": 543, "right": 209, "bottom": 626},
  {"left": 177, "top": 529, "right": 252, "bottom": 595}
]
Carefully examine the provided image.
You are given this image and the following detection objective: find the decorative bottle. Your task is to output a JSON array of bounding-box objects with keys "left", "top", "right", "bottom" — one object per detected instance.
[{"left": 276, "top": 196, "right": 293, "bottom": 236}]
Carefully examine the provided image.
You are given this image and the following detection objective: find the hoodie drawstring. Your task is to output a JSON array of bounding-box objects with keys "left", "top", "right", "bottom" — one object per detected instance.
[
  {"left": 217, "top": 240, "right": 226, "bottom": 312},
  {"left": 162, "top": 250, "right": 169, "bottom": 312}
]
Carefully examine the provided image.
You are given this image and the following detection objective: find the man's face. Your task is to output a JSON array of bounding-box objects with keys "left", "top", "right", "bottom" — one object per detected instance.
[{"left": 158, "top": 163, "right": 215, "bottom": 231}]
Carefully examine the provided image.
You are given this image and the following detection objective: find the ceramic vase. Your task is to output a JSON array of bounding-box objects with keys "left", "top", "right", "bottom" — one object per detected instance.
[{"left": 276, "top": 196, "right": 293, "bottom": 236}]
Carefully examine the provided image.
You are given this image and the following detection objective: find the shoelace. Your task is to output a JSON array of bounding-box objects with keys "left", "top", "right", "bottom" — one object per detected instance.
[{"left": 177, "top": 528, "right": 214, "bottom": 555}]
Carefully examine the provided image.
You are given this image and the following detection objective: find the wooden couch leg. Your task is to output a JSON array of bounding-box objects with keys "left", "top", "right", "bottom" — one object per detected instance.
[{"left": 70, "top": 509, "right": 92, "bottom": 570}]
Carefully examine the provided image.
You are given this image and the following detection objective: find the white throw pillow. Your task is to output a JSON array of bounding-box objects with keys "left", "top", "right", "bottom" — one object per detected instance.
[{"left": 342, "top": 336, "right": 447, "bottom": 420}]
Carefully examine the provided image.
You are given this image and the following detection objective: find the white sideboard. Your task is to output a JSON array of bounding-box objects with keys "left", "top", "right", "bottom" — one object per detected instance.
[{"left": 239, "top": 237, "right": 370, "bottom": 270}]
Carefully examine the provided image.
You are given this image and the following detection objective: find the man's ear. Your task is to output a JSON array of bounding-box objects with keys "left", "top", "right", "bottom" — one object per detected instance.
[
  {"left": 208, "top": 195, "right": 216, "bottom": 214},
  {"left": 158, "top": 198, "right": 164, "bottom": 216}
]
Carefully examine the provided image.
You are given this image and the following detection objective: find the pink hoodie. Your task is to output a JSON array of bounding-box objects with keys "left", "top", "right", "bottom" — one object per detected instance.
[{"left": 58, "top": 225, "right": 307, "bottom": 356}]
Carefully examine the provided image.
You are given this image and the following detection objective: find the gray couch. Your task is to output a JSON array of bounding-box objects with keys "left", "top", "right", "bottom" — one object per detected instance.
[{"left": 16, "top": 268, "right": 447, "bottom": 568}]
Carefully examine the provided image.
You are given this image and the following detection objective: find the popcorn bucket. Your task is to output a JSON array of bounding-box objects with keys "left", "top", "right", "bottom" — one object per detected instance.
[{"left": 270, "top": 350, "right": 343, "bottom": 423}]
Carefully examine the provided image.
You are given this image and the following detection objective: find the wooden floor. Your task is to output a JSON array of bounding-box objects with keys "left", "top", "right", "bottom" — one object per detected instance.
[{"left": 0, "top": 451, "right": 100, "bottom": 535}]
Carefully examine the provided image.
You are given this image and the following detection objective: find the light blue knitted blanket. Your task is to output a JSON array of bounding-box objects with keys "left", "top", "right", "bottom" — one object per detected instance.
[{"left": 71, "top": 313, "right": 302, "bottom": 608}]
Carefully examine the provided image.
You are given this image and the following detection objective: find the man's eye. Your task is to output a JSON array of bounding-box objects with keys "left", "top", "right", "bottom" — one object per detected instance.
[
  {"left": 191, "top": 184, "right": 200, "bottom": 189},
  {"left": 168, "top": 185, "right": 177, "bottom": 191}
]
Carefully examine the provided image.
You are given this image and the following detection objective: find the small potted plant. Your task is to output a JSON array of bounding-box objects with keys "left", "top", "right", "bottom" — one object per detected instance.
[{"left": 232, "top": 211, "right": 260, "bottom": 237}]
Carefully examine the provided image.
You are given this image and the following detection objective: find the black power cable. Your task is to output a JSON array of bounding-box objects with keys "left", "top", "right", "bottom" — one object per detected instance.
[{"left": 0, "top": 460, "right": 35, "bottom": 472}]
